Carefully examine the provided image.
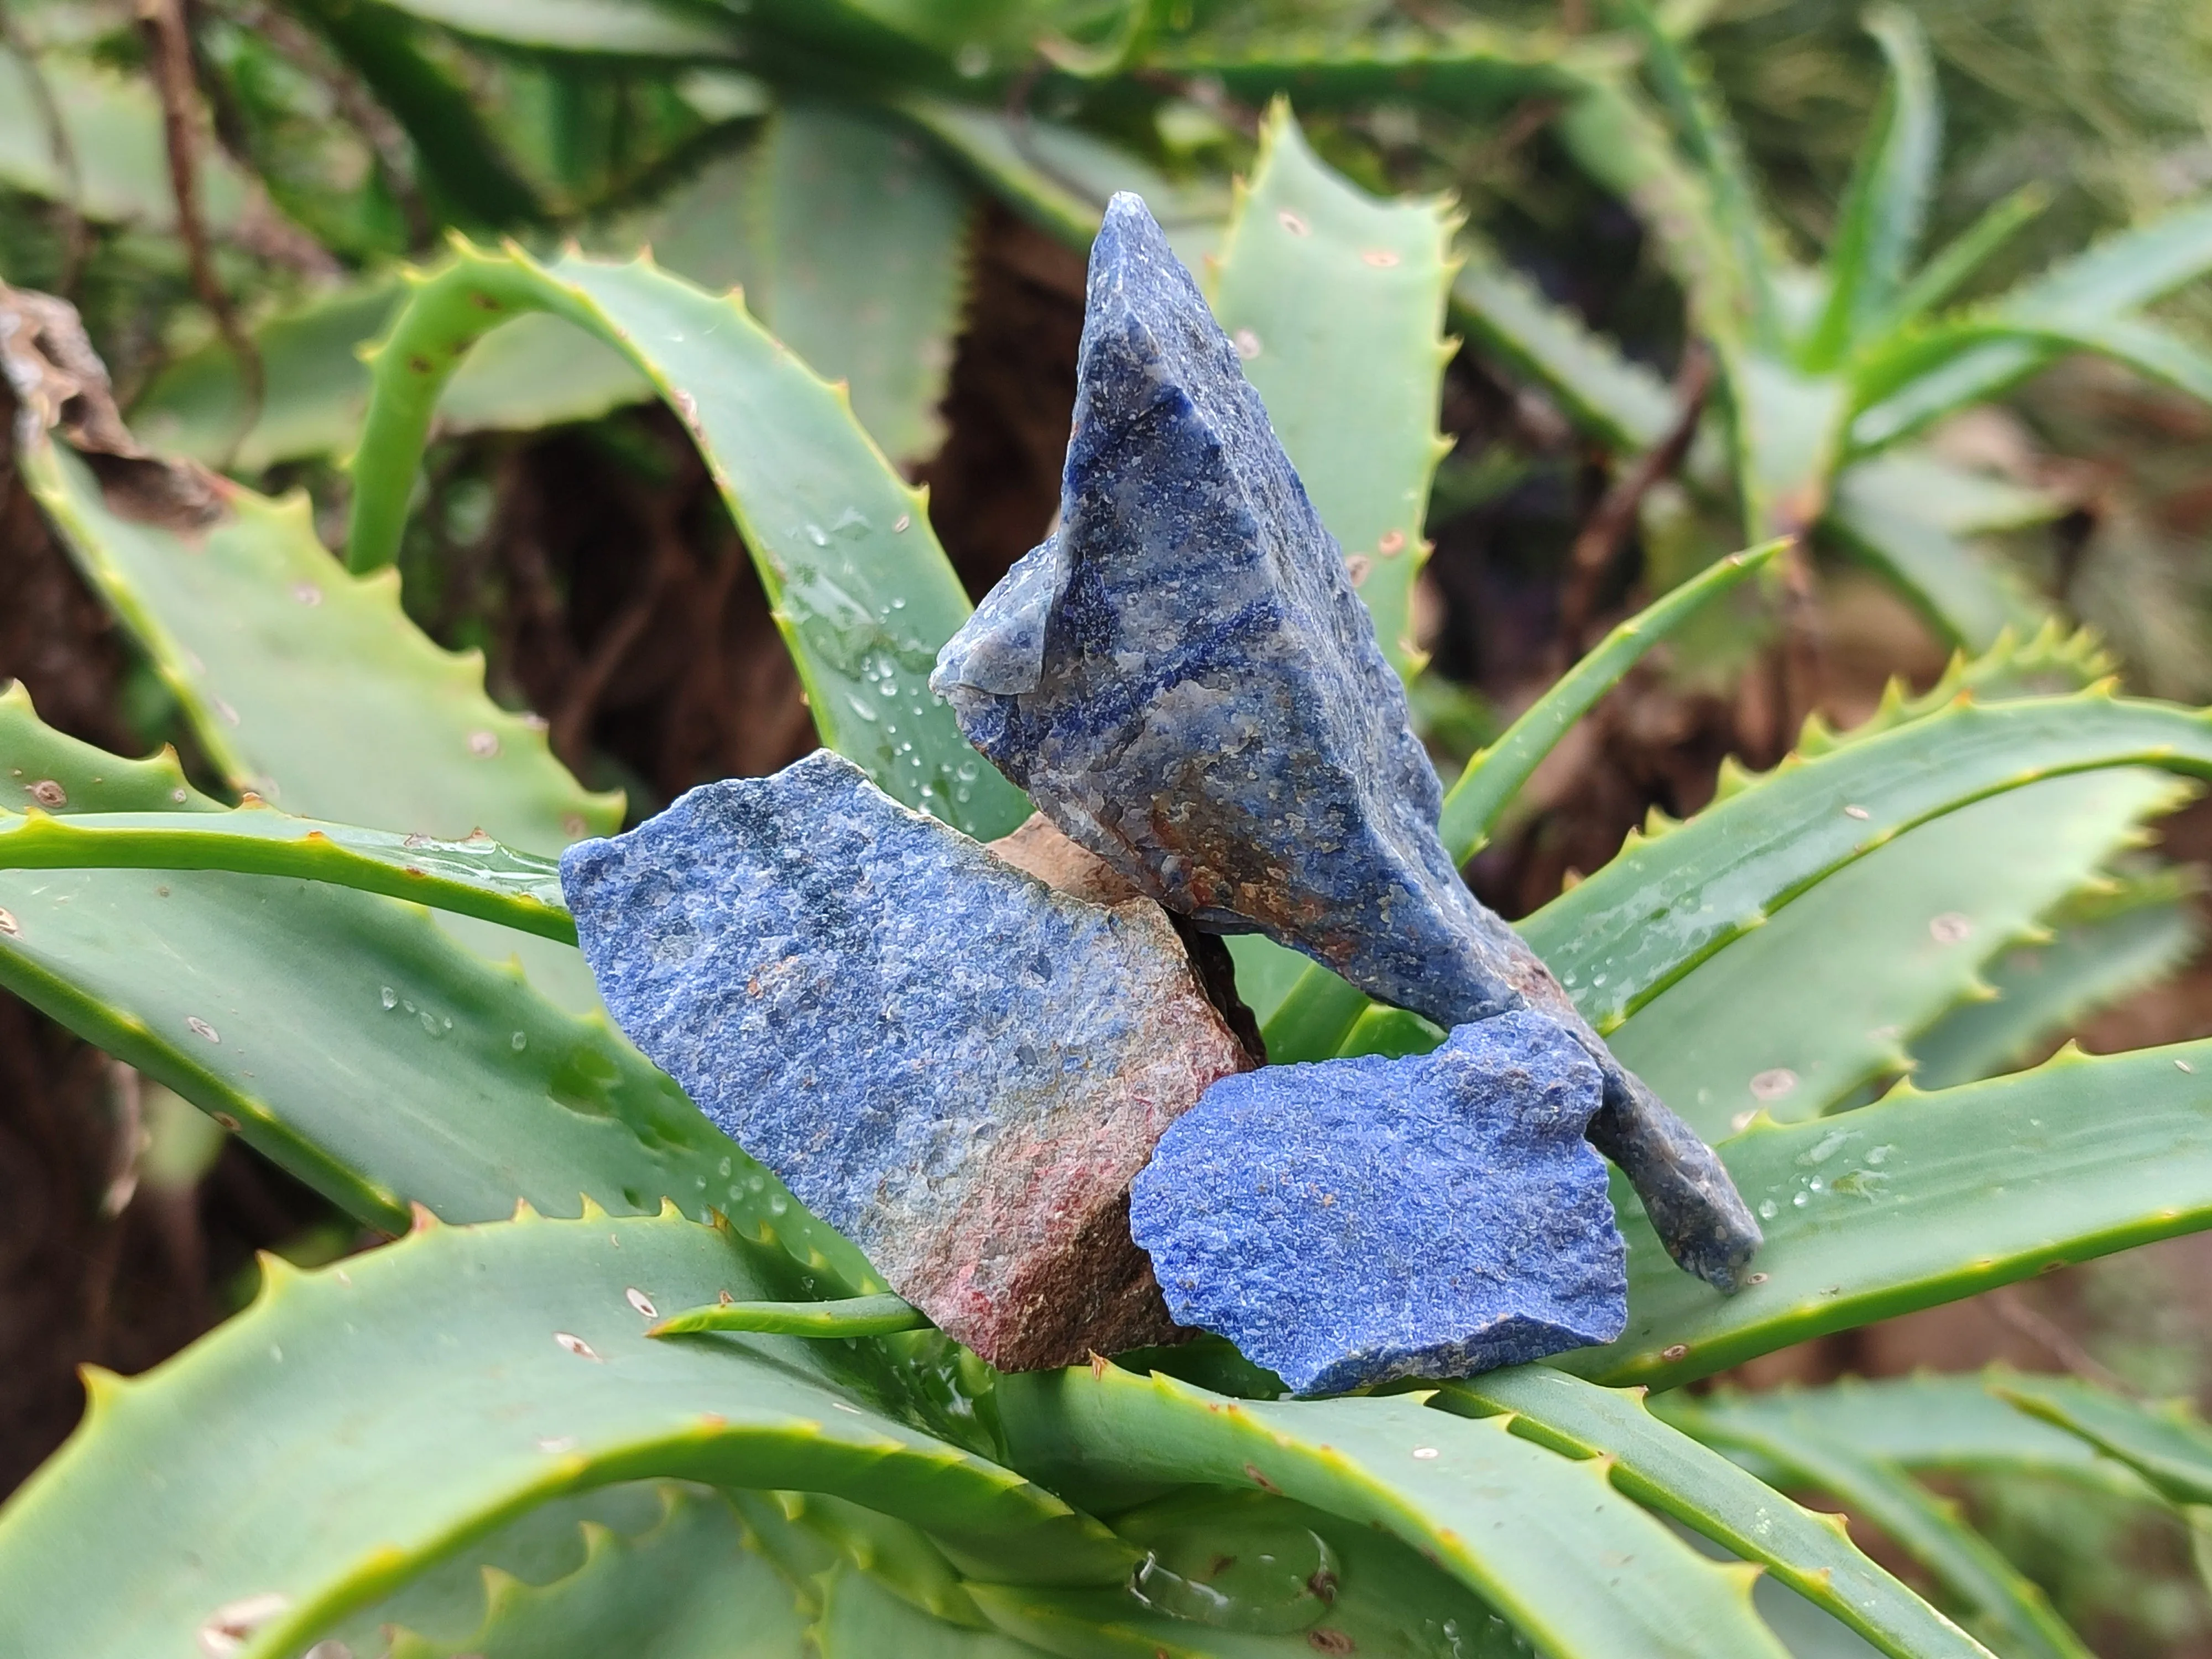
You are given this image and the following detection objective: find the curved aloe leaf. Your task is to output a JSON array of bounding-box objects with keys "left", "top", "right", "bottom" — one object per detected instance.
[
  {"left": 0, "top": 1207, "right": 1129, "bottom": 1659},
  {"left": 1564, "top": 1037, "right": 2212, "bottom": 1387},
  {"left": 0, "top": 805, "right": 573, "bottom": 942},
  {"left": 0, "top": 692, "right": 862, "bottom": 1277},
  {"left": 996, "top": 1365, "right": 1788, "bottom": 1658},
  {"left": 1260, "top": 540, "right": 1782, "bottom": 1065},
  {"left": 1442, "top": 1368, "right": 1996, "bottom": 1659},
  {"left": 1911, "top": 875, "right": 2202, "bottom": 1091},
  {"left": 1996, "top": 1376, "right": 2212, "bottom": 1508},
  {"left": 757, "top": 101, "right": 974, "bottom": 465},
  {"left": 1849, "top": 194, "right": 2212, "bottom": 449},
  {"left": 1674, "top": 1375, "right": 2153, "bottom": 1501},
  {"left": 820, "top": 1565, "right": 1044, "bottom": 1658},
  {"left": 975, "top": 1488, "right": 1535, "bottom": 1657},
  {"left": 1208, "top": 102, "right": 1458, "bottom": 677},
  {"left": 651, "top": 1293, "right": 928, "bottom": 1339},
  {"left": 1828, "top": 460, "right": 2048, "bottom": 650},
  {"left": 1806, "top": 6, "right": 1939, "bottom": 363},
  {"left": 386, "top": 1485, "right": 811, "bottom": 1659},
  {"left": 24, "top": 446, "right": 617, "bottom": 853},
  {"left": 1886, "top": 185, "right": 2050, "bottom": 333},
  {"left": 781, "top": 1491, "right": 987, "bottom": 1629},
  {"left": 1611, "top": 766, "right": 2186, "bottom": 1139},
  {"left": 1525, "top": 692, "right": 2212, "bottom": 1036},
  {"left": 343, "top": 239, "right": 1027, "bottom": 838},
  {"left": 1665, "top": 1398, "right": 2093, "bottom": 1659}
]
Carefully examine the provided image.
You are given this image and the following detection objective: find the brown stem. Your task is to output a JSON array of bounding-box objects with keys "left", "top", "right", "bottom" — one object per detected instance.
[
  {"left": 139, "top": 0, "right": 262, "bottom": 465},
  {"left": 548, "top": 490, "right": 689, "bottom": 770},
  {"left": 1555, "top": 341, "right": 1715, "bottom": 659},
  {"left": 1986, "top": 1285, "right": 2133, "bottom": 1395}
]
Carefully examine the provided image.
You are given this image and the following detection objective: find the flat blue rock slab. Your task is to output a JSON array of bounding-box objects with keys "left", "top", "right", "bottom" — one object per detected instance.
[
  {"left": 1131, "top": 1011, "right": 1627, "bottom": 1394},
  {"left": 931, "top": 191, "right": 1759, "bottom": 1291},
  {"left": 560, "top": 750, "right": 1251, "bottom": 1370}
]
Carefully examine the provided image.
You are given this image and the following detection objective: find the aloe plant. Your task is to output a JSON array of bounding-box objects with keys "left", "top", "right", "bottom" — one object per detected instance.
[{"left": 9, "top": 87, "right": 2212, "bottom": 1659}]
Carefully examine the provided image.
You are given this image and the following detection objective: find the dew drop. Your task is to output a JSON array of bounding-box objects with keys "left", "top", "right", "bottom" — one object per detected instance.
[
  {"left": 1757, "top": 1198, "right": 1779, "bottom": 1219},
  {"left": 1791, "top": 1190, "right": 1810, "bottom": 1208},
  {"left": 511, "top": 1031, "right": 529, "bottom": 1051},
  {"left": 380, "top": 985, "right": 398, "bottom": 1009}
]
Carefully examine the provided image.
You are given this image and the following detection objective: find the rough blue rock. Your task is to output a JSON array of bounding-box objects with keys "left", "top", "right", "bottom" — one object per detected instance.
[
  {"left": 1130, "top": 1011, "right": 1627, "bottom": 1394},
  {"left": 930, "top": 191, "right": 1759, "bottom": 1291},
  {"left": 559, "top": 749, "right": 1252, "bottom": 1370}
]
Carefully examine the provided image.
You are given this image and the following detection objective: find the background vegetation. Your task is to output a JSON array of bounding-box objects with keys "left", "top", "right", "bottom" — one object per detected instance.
[{"left": 7, "top": 1, "right": 2212, "bottom": 1653}]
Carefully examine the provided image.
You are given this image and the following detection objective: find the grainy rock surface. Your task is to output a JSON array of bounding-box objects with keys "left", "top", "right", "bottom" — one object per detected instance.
[
  {"left": 931, "top": 192, "right": 1759, "bottom": 1290},
  {"left": 560, "top": 750, "right": 1251, "bottom": 1368},
  {"left": 1131, "top": 1011, "right": 1627, "bottom": 1394}
]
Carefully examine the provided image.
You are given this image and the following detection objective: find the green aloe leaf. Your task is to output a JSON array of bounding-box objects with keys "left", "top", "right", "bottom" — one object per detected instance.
[
  {"left": 1449, "top": 247, "right": 1676, "bottom": 454},
  {"left": 289, "top": 0, "right": 542, "bottom": 227},
  {"left": 387, "top": 1485, "right": 811, "bottom": 1659},
  {"left": 1667, "top": 1411, "right": 2088, "bottom": 1659},
  {"left": 344, "top": 240, "right": 1027, "bottom": 838},
  {"left": 780, "top": 1490, "right": 988, "bottom": 1629},
  {"left": 1806, "top": 6, "right": 1939, "bottom": 364},
  {"left": 819, "top": 1565, "right": 1045, "bottom": 1658},
  {"left": 1563, "top": 1037, "right": 2212, "bottom": 1387},
  {"left": 1996, "top": 1376, "right": 2212, "bottom": 1508},
  {"left": 0, "top": 692, "right": 860, "bottom": 1276},
  {"left": 1260, "top": 540, "right": 1782, "bottom": 1066},
  {"left": 1886, "top": 185, "right": 2050, "bottom": 333},
  {"left": 131, "top": 280, "right": 654, "bottom": 473},
  {"left": 1524, "top": 692, "right": 2212, "bottom": 1037},
  {"left": 364, "top": 0, "right": 742, "bottom": 56},
  {"left": 1827, "top": 458, "right": 2049, "bottom": 650},
  {"left": 651, "top": 1293, "right": 928, "bottom": 1338},
  {"left": 974, "top": 1487, "right": 1535, "bottom": 1657},
  {"left": 0, "top": 46, "right": 253, "bottom": 229},
  {"left": 1208, "top": 103, "right": 1457, "bottom": 679},
  {"left": 889, "top": 94, "right": 1228, "bottom": 263},
  {"left": 0, "top": 1207, "right": 1129, "bottom": 1659},
  {"left": 1150, "top": 22, "right": 1578, "bottom": 114},
  {"left": 1663, "top": 1398, "right": 2093, "bottom": 1659},
  {"left": 996, "top": 1365, "right": 1788, "bottom": 1658},
  {"left": 757, "top": 101, "right": 974, "bottom": 466},
  {"left": 1849, "top": 194, "right": 2212, "bottom": 450},
  {"left": 1442, "top": 1368, "right": 1996, "bottom": 1659},
  {"left": 1610, "top": 766, "right": 2185, "bottom": 1140},
  {"left": 24, "top": 446, "right": 617, "bottom": 854},
  {"left": 0, "top": 805, "right": 573, "bottom": 942},
  {"left": 1678, "top": 1375, "right": 2153, "bottom": 1502},
  {"left": 1440, "top": 539, "right": 1785, "bottom": 862},
  {"left": 1910, "top": 875, "right": 2202, "bottom": 1091}
]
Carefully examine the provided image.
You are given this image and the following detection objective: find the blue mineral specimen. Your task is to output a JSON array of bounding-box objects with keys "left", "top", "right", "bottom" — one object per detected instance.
[
  {"left": 931, "top": 191, "right": 1759, "bottom": 1291},
  {"left": 1130, "top": 1011, "right": 1627, "bottom": 1394},
  {"left": 559, "top": 749, "right": 1252, "bottom": 1370}
]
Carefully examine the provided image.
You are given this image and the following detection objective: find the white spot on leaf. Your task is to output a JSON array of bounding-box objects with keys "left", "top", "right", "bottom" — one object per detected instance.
[
  {"left": 27, "top": 779, "right": 65, "bottom": 808},
  {"left": 1361, "top": 248, "right": 1401, "bottom": 267},
  {"left": 554, "top": 1331, "right": 602, "bottom": 1361},
  {"left": 1928, "top": 912, "right": 1973, "bottom": 946},
  {"left": 625, "top": 1287, "right": 658, "bottom": 1318},
  {"left": 1232, "top": 327, "right": 1261, "bottom": 359},
  {"left": 197, "top": 1592, "right": 290, "bottom": 1656},
  {"left": 467, "top": 731, "right": 500, "bottom": 758},
  {"left": 187, "top": 1017, "right": 220, "bottom": 1044},
  {"left": 1277, "top": 210, "right": 1310, "bottom": 236},
  {"left": 0, "top": 908, "right": 17, "bottom": 937},
  {"left": 1749, "top": 1067, "right": 1797, "bottom": 1102}
]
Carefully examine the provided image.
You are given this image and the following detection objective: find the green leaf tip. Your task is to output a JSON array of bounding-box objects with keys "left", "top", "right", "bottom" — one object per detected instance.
[{"left": 649, "top": 1292, "right": 931, "bottom": 1340}]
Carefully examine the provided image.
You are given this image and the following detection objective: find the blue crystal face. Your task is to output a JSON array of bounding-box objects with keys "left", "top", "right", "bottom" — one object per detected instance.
[
  {"left": 933, "top": 192, "right": 1757, "bottom": 1291},
  {"left": 559, "top": 750, "right": 1250, "bottom": 1370},
  {"left": 1131, "top": 1013, "right": 1628, "bottom": 1394}
]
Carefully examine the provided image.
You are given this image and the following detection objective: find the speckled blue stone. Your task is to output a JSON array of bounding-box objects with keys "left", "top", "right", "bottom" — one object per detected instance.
[
  {"left": 931, "top": 191, "right": 1759, "bottom": 1292},
  {"left": 559, "top": 750, "right": 1250, "bottom": 1369},
  {"left": 1131, "top": 1011, "right": 1627, "bottom": 1394}
]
